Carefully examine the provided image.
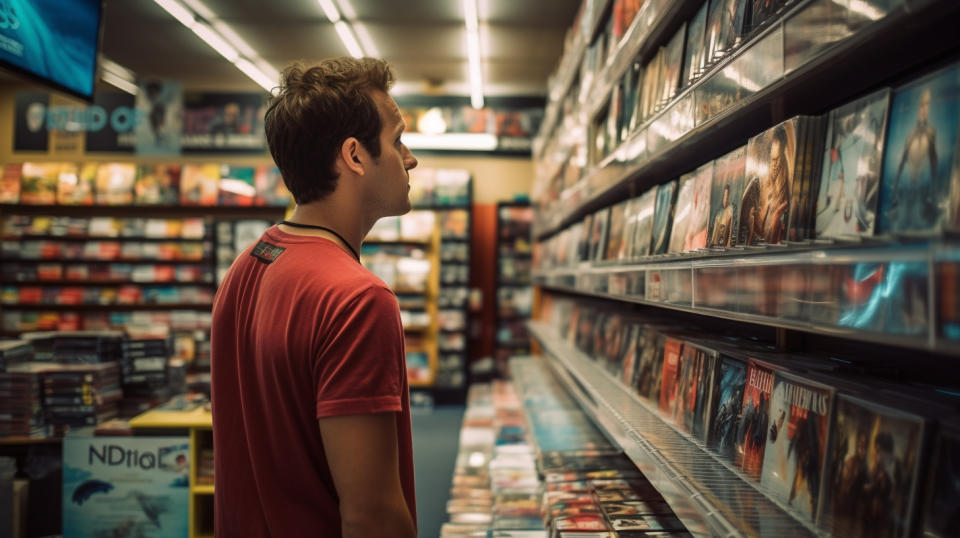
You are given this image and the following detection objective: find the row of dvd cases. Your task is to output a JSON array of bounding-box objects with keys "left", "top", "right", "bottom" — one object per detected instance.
[{"left": 530, "top": 0, "right": 960, "bottom": 536}]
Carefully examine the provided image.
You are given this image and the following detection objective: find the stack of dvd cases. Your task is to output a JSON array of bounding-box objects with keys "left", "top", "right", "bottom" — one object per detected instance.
[
  {"left": 20, "top": 331, "right": 124, "bottom": 364},
  {"left": 118, "top": 336, "right": 172, "bottom": 417},
  {"left": 0, "top": 339, "right": 32, "bottom": 371},
  {"left": 42, "top": 362, "right": 121, "bottom": 427},
  {"left": 0, "top": 363, "right": 47, "bottom": 437}
]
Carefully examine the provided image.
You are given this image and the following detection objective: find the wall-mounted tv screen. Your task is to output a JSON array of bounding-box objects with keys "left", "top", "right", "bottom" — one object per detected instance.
[{"left": 0, "top": 0, "right": 103, "bottom": 101}]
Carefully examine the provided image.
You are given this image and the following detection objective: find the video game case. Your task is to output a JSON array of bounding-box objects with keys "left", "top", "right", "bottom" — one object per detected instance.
[
  {"left": 737, "top": 358, "right": 777, "bottom": 480},
  {"left": 920, "top": 420, "right": 960, "bottom": 538},
  {"left": 651, "top": 180, "right": 678, "bottom": 255},
  {"left": 668, "top": 163, "right": 712, "bottom": 253},
  {"left": 820, "top": 392, "right": 930, "bottom": 537},
  {"left": 708, "top": 145, "right": 747, "bottom": 247},
  {"left": 815, "top": 89, "right": 891, "bottom": 239},
  {"left": 657, "top": 337, "right": 684, "bottom": 417},
  {"left": 877, "top": 62, "right": 960, "bottom": 236},
  {"left": 759, "top": 370, "right": 835, "bottom": 523}
]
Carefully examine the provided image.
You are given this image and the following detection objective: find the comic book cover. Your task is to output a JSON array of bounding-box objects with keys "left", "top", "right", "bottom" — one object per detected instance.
[
  {"left": 0, "top": 163, "right": 21, "bottom": 203},
  {"left": 822, "top": 393, "right": 926, "bottom": 537},
  {"left": 219, "top": 165, "right": 257, "bottom": 206},
  {"left": 605, "top": 201, "right": 628, "bottom": 262},
  {"left": 707, "top": 0, "right": 750, "bottom": 64},
  {"left": 877, "top": 62, "right": 960, "bottom": 235},
  {"left": 740, "top": 118, "right": 799, "bottom": 245},
  {"left": 94, "top": 163, "right": 136, "bottom": 205},
  {"left": 659, "top": 23, "right": 687, "bottom": 107},
  {"left": 657, "top": 337, "right": 684, "bottom": 416},
  {"left": 737, "top": 359, "right": 775, "bottom": 480},
  {"left": 707, "top": 354, "right": 748, "bottom": 462},
  {"left": 631, "top": 186, "right": 658, "bottom": 259},
  {"left": 708, "top": 146, "right": 747, "bottom": 247},
  {"left": 651, "top": 179, "right": 678, "bottom": 255},
  {"left": 668, "top": 163, "right": 712, "bottom": 253},
  {"left": 56, "top": 163, "right": 92, "bottom": 205},
  {"left": 921, "top": 421, "right": 960, "bottom": 538},
  {"left": 634, "top": 328, "right": 664, "bottom": 402},
  {"left": 180, "top": 164, "right": 220, "bottom": 206},
  {"left": 683, "top": 2, "right": 709, "bottom": 87},
  {"left": 134, "top": 164, "right": 180, "bottom": 205},
  {"left": 589, "top": 208, "right": 611, "bottom": 262},
  {"left": 20, "top": 162, "right": 60, "bottom": 205},
  {"left": 759, "top": 371, "right": 834, "bottom": 523},
  {"left": 254, "top": 165, "right": 292, "bottom": 207}
]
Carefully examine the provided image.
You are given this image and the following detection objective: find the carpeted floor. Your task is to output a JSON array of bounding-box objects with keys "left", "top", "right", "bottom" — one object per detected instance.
[{"left": 411, "top": 405, "right": 464, "bottom": 538}]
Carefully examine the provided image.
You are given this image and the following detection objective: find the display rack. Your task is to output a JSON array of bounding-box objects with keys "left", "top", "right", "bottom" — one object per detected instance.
[
  {"left": 494, "top": 201, "right": 534, "bottom": 373},
  {"left": 523, "top": 323, "right": 822, "bottom": 537}
]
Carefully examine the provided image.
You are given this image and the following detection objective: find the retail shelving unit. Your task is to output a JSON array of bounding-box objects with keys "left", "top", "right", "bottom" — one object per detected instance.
[
  {"left": 530, "top": 0, "right": 960, "bottom": 536},
  {"left": 494, "top": 201, "right": 534, "bottom": 373}
]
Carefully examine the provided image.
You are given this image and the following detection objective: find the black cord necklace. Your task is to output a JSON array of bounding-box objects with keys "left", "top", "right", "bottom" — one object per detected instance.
[{"left": 279, "top": 220, "right": 360, "bottom": 262}]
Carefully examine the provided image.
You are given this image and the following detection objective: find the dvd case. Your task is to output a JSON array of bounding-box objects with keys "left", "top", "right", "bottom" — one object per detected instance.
[
  {"left": 631, "top": 187, "right": 658, "bottom": 259},
  {"left": 659, "top": 24, "right": 687, "bottom": 108},
  {"left": 589, "top": 208, "right": 611, "bottom": 262},
  {"left": 95, "top": 163, "right": 136, "bottom": 205},
  {"left": 707, "top": 353, "right": 748, "bottom": 461},
  {"left": 815, "top": 90, "right": 891, "bottom": 238},
  {"left": 20, "top": 163, "right": 60, "bottom": 205},
  {"left": 605, "top": 201, "right": 628, "bottom": 262},
  {"left": 741, "top": 118, "right": 799, "bottom": 245},
  {"left": 706, "top": 0, "right": 749, "bottom": 65},
  {"left": 668, "top": 163, "right": 712, "bottom": 253},
  {"left": 921, "top": 421, "right": 960, "bottom": 538},
  {"left": 738, "top": 359, "right": 775, "bottom": 480},
  {"left": 708, "top": 146, "right": 747, "bottom": 247},
  {"left": 134, "top": 164, "right": 181, "bottom": 205},
  {"left": 683, "top": 2, "right": 709, "bottom": 87},
  {"left": 657, "top": 337, "right": 684, "bottom": 417},
  {"left": 180, "top": 164, "right": 220, "bottom": 206},
  {"left": 56, "top": 163, "right": 91, "bottom": 205},
  {"left": 759, "top": 371, "right": 834, "bottom": 523},
  {"left": 651, "top": 180, "right": 678, "bottom": 255},
  {"left": 877, "top": 62, "right": 960, "bottom": 235}
]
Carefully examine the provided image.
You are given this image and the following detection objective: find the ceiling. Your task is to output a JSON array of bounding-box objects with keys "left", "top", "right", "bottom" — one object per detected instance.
[{"left": 96, "top": 0, "right": 582, "bottom": 96}]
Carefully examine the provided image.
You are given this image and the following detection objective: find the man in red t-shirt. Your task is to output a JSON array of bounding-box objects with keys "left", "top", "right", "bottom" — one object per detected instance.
[{"left": 211, "top": 58, "right": 418, "bottom": 538}]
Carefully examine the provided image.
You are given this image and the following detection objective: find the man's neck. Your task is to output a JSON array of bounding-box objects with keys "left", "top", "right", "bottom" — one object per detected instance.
[{"left": 282, "top": 201, "right": 369, "bottom": 258}]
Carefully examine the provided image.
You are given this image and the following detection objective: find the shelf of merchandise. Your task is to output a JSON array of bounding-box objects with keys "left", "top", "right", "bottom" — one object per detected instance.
[
  {"left": 2, "top": 235, "right": 210, "bottom": 243},
  {"left": 533, "top": 0, "right": 960, "bottom": 239},
  {"left": 494, "top": 201, "right": 535, "bottom": 373},
  {"left": 0, "top": 204, "right": 285, "bottom": 219},
  {"left": 524, "top": 322, "right": 822, "bottom": 538},
  {"left": 130, "top": 406, "right": 212, "bottom": 538},
  {"left": 0, "top": 280, "right": 214, "bottom": 286},
  {"left": 532, "top": 240, "right": 960, "bottom": 353},
  {"left": 1, "top": 258, "right": 211, "bottom": 264},
  {"left": 2, "top": 303, "right": 213, "bottom": 311}
]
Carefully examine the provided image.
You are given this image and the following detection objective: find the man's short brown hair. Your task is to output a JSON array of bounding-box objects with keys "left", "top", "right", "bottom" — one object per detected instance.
[{"left": 265, "top": 58, "right": 395, "bottom": 204}]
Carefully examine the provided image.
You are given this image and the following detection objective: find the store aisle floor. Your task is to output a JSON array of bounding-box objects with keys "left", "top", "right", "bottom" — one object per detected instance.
[{"left": 412, "top": 404, "right": 464, "bottom": 538}]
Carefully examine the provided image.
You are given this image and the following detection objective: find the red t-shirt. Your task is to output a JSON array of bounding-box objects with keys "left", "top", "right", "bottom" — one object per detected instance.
[{"left": 210, "top": 226, "right": 416, "bottom": 537}]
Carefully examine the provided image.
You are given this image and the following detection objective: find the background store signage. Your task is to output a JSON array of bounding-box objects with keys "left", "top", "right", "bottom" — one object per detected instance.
[
  {"left": 181, "top": 92, "right": 268, "bottom": 154},
  {"left": 135, "top": 79, "right": 183, "bottom": 156},
  {"left": 62, "top": 435, "right": 190, "bottom": 538},
  {"left": 84, "top": 92, "right": 136, "bottom": 153}
]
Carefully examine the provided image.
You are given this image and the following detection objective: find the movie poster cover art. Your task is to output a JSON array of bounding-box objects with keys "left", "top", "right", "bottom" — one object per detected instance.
[
  {"left": 708, "top": 354, "right": 748, "bottom": 461},
  {"left": 709, "top": 146, "right": 747, "bottom": 247},
  {"left": 134, "top": 165, "right": 180, "bottom": 205},
  {"left": 253, "top": 165, "right": 292, "bottom": 207},
  {"left": 683, "top": 2, "right": 709, "bottom": 87},
  {"left": 741, "top": 119, "right": 798, "bottom": 245},
  {"left": 658, "top": 337, "right": 684, "bottom": 416},
  {"left": 922, "top": 423, "right": 960, "bottom": 538},
  {"left": 669, "top": 164, "right": 712, "bottom": 253},
  {"left": 62, "top": 435, "right": 189, "bottom": 538},
  {"left": 94, "top": 163, "right": 136, "bottom": 205},
  {"left": 760, "top": 372, "right": 834, "bottom": 522},
  {"left": 822, "top": 394, "right": 925, "bottom": 538},
  {"left": 56, "top": 162, "right": 92, "bottom": 205},
  {"left": 816, "top": 89, "right": 891, "bottom": 239},
  {"left": 631, "top": 187, "right": 658, "bottom": 259},
  {"left": 737, "top": 359, "right": 775, "bottom": 479},
  {"left": 651, "top": 179, "right": 678, "bottom": 254},
  {"left": 877, "top": 63, "right": 960, "bottom": 235},
  {"left": 180, "top": 164, "right": 220, "bottom": 206},
  {"left": 590, "top": 208, "right": 611, "bottom": 262}
]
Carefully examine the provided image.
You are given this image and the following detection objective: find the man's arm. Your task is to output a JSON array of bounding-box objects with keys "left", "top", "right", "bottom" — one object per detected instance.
[{"left": 319, "top": 412, "right": 416, "bottom": 538}]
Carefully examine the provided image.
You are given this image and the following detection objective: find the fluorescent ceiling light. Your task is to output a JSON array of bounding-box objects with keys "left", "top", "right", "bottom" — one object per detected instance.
[
  {"left": 191, "top": 22, "right": 239, "bottom": 62},
  {"left": 462, "top": 0, "right": 483, "bottom": 109},
  {"left": 353, "top": 22, "right": 379, "bottom": 58},
  {"left": 234, "top": 58, "right": 275, "bottom": 92},
  {"left": 334, "top": 20, "right": 364, "bottom": 58},
  {"left": 153, "top": 0, "right": 195, "bottom": 27},
  {"left": 101, "top": 71, "right": 139, "bottom": 95},
  {"left": 318, "top": 0, "right": 341, "bottom": 22},
  {"left": 402, "top": 132, "right": 497, "bottom": 151},
  {"left": 334, "top": 0, "right": 358, "bottom": 20},
  {"left": 212, "top": 20, "right": 257, "bottom": 59}
]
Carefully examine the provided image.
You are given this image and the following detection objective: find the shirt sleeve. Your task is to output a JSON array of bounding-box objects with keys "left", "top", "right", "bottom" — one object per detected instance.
[{"left": 313, "top": 285, "right": 405, "bottom": 419}]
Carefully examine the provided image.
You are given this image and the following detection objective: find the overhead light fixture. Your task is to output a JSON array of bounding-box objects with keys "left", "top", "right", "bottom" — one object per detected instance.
[
  {"left": 462, "top": 0, "right": 483, "bottom": 109},
  {"left": 402, "top": 132, "right": 497, "bottom": 151},
  {"left": 98, "top": 54, "right": 138, "bottom": 95},
  {"left": 151, "top": 0, "right": 278, "bottom": 92},
  {"left": 318, "top": 0, "right": 380, "bottom": 59}
]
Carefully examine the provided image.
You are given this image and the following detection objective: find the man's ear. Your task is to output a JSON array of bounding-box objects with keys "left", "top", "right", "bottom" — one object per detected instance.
[{"left": 339, "top": 137, "right": 365, "bottom": 175}]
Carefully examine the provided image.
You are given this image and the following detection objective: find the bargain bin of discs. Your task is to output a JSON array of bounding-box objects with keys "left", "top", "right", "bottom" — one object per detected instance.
[{"left": 442, "top": 0, "right": 960, "bottom": 536}]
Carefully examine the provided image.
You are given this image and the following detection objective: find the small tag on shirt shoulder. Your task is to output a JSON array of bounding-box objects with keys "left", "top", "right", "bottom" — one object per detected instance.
[{"left": 250, "top": 240, "right": 286, "bottom": 264}]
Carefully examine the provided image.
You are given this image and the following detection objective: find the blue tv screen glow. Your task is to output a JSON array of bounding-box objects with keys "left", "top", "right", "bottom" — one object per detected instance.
[{"left": 0, "top": 0, "right": 103, "bottom": 101}]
